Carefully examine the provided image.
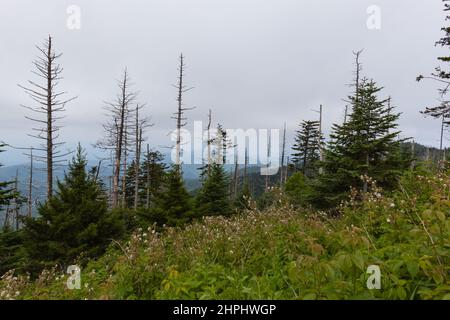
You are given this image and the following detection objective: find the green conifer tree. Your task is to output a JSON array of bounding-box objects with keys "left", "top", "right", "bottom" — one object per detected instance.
[
  {"left": 22, "top": 145, "right": 125, "bottom": 271},
  {"left": 195, "top": 163, "right": 231, "bottom": 217},
  {"left": 0, "top": 227, "right": 25, "bottom": 275},
  {"left": 291, "top": 120, "right": 322, "bottom": 177},
  {"left": 143, "top": 165, "right": 192, "bottom": 227},
  {"left": 314, "top": 79, "right": 409, "bottom": 208},
  {"left": 140, "top": 150, "right": 167, "bottom": 208}
]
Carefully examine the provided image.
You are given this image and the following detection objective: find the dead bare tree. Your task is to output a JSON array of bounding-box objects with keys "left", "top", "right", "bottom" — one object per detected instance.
[
  {"left": 121, "top": 123, "right": 129, "bottom": 207},
  {"left": 207, "top": 109, "right": 212, "bottom": 174},
  {"left": 4, "top": 144, "right": 36, "bottom": 218},
  {"left": 13, "top": 170, "right": 20, "bottom": 230},
  {"left": 172, "top": 54, "right": 194, "bottom": 169},
  {"left": 421, "top": 102, "right": 450, "bottom": 161},
  {"left": 27, "top": 148, "right": 33, "bottom": 218},
  {"left": 96, "top": 68, "right": 137, "bottom": 208},
  {"left": 19, "top": 35, "right": 76, "bottom": 200},
  {"left": 344, "top": 105, "right": 349, "bottom": 124},
  {"left": 353, "top": 50, "right": 364, "bottom": 102},
  {"left": 243, "top": 147, "right": 248, "bottom": 185},
  {"left": 145, "top": 144, "right": 151, "bottom": 209},
  {"left": 280, "top": 122, "right": 286, "bottom": 187},
  {"left": 233, "top": 151, "right": 239, "bottom": 198},
  {"left": 265, "top": 134, "right": 271, "bottom": 191},
  {"left": 133, "top": 104, "right": 151, "bottom": 209}
]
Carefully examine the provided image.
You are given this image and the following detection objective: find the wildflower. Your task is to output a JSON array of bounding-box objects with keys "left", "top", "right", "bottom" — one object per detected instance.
[{"left": 390, "top": 203, "right": 395, "bottom": 208}]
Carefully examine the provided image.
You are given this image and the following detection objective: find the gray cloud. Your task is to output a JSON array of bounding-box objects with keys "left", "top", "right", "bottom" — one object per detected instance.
[{"left": 0, "top": 0, "right": 447, "bottom": 164}]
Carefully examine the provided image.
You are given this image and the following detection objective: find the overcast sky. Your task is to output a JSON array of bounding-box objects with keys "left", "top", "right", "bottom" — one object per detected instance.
[{"left": 0, "top": 0, "right": 448, "bottom": 165}]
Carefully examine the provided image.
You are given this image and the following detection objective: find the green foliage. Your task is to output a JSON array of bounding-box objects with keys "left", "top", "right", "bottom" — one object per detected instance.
[
  {"left": 139, "top": 150, "right": 167, "bottom": 208},
  {"left": 256, "top": 187, "right": 286, "bottom": 211},
  {"left": 195, "top": 163, "right": 231, "bottom": 217},
  {"left": 147, "top": 165, "right": 193, "bottom": 227},
  {"left": 122, "top": 150, "right": 167, "bottom": 209},
  {"left": 1, "top": 170, "right": 449, "bottom": 300},
  {"left": 21, "top": 145, "right": 126, "bottom": 272},
  {"left": 285, "top": 172, "right": 314, "bottom": 209},
  {"left": 292, "top": 120, "right": 322, "bottom": 177},
  {"left": 234, "top": 182, "right": 253, "bottom": 211},
  {"left": 314, "top": 79, "right": 410, "bottom": 209},
  {"left": 0, "top": 227, "right": 25, "bottom": 276}
]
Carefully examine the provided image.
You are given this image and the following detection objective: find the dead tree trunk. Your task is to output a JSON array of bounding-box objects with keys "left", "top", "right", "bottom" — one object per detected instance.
[
  {"left": 410, "top": 140, "right": 416, "bottom": 170},
  {"left": 280, "top": 122, "right": 286, "bottom": 187},
  {"left": 133, "top": 104, "right": 145, "bottom": 210},
  {"left": 265, "top": 134, "right": 271, "bottom": 191},
  {"left": 146, "top": 144, "right": 151, "bottom": 209},
  {"left": 344, "top": 105, "right": 348, "bottom": 124},
  {"left": 207, "top": 109, "right": 212, "bottom": 175},
  {"left": 318, "top": 105, "right": 324, "bottom": 174},
  {"left": 233, "top": 152, "right": 239, "bottom": 198},
  {"left": 97, "top": 69, "right": 137, "bottom": 208},
  {"left": 14, "top": 169, "right": 19, "bottom": 230},
  {"left": 353, "top": 50, "right": 363, "bottom": 102},
  {"left": 19, "top": 35, "right": 76, "bottom": 200},
  {"left": 121, "top": 124, "right": 128, "bottom": 207},
  {"left": 28, "top": 147, "right": 33, "bottom": 218},
  {"left": 172, "top": 54, "right": 194, "bottom": 170}
]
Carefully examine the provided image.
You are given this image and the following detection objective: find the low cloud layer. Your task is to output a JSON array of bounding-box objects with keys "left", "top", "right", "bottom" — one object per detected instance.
[{"left": 0, "top": 0, "right": 447, "bottom": 165}]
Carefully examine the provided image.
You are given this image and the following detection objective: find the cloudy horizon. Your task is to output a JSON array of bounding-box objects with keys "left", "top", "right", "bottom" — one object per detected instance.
[{"left": 0, "top": 0, "right": 448, "bottom": 166}]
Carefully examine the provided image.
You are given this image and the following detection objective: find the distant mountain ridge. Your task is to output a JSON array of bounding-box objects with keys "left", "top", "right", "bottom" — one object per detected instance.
[{"left": 0, "top": 142, "right": 447, "bottom": 220}]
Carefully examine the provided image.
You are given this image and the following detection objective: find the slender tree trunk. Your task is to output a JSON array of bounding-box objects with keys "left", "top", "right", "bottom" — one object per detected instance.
[
  {"left": 134, "top": 105, "right": 142, "bottom": 210},
  {"left": 121, "top": 124, "right": 128, "bottom": 207},
  {"left": 280, "top": 122, "right": 286, "bottom": 187},
  {"left": 14, "top": 169, "right": 19, "bottom": 230},
  {"left": 344, "top": 105, "right": 348, "bottom": 124},
  {"left": 207, "top": 109, "right": 212, "bottom": 175},
  {"left": 410, "top": 140, "right": 416, "bottom": 170},
  {"left": 28, "top": 148, "right": 33, "bottom": 218},
  {"left": 265, "top": 134, "right": 271, "bottom": 191},
  {"left": 113, "top": 72, "right": 129, "bottom": 207},
  {"left": 3, "top": 205, "right": 10, "bottom": 229},
  {"left": 175, "top": 55, "right": 184, "bottom": 167},
  {"left": 146, "top": 144, "right": 150, "bottom": 209},
  {"left": 233, "top": 153, "right": 239, "bottom": 198},
  {"left": 318, "top": 104, "right": 324, "bottom": 174},
  {"left": 46, "top": 38, "right": 53, "bottom": 199},
  {"left": 285, "top": 156, "right": 289, "bottom": 184},
  {"left": 440, "top": 114, "right": 445, "bottom": 158},
  {"left": 20, "top": 36, "right": 76, "bottom": 201},
  {"left": 94, "top": 160, "right": 102, "bottom": 184}
]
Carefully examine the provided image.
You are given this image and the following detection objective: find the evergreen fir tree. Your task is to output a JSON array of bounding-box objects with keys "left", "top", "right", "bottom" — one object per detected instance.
[
  {"left": 22, "top": 145, "right": 125, "bottom": 271},
  {"left": 285, "top": 172, "right": 315, "bottom": 208},
  {"left": 314, "top": 79, "right": 409, "bottom": 209},
  {"left": 122, "top": 160, "right": 139, "bottom": 208},
  {"left": 140, "top": 150, "right": 167, "bottom": 208},
  {"left": 291, "top": 120, "right": 322, "bottom": 177},
  {"left": 0, "top": 227, "right": 25, "bottom": 275},
  {"left": 143, "top": 165, "right": 192, "bottom": 227},
  {"left": 195, "top": 163, "right": 231, "bottom": 217}
]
